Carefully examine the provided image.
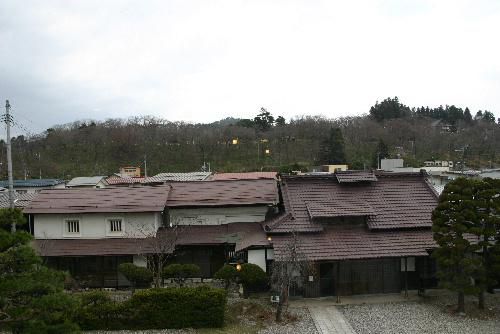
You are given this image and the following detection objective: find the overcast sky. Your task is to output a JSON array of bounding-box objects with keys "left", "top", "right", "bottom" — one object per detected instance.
[{"left": 1, "top": 0, "right": 499, "bottom": 135}]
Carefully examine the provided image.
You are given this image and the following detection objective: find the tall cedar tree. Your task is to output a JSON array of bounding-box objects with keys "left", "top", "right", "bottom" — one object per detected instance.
[
  {"left": 432, "top": 178, "right": 485, "bottom": 313},
  {"left": 317, "top": 127, "right": 346, "bottom": 165},
  {"left": 0, "top": 208, "right": 79, "bottom": 333}
]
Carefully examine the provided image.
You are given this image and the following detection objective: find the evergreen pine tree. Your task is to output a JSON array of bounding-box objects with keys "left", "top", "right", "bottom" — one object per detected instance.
[
  {"left": 472, "top": 178, "right": 500, "bottom": 308},
  {"left": 432, "top": 178, "right": 483, "bottom": 313}
]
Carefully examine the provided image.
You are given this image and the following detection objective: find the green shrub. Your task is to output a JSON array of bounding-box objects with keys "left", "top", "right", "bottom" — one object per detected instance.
[
  {"left": 76, "top": 286, "right": 226, "bottom": 330},
  {"left": 238, "top": 263, "right": 268, "bottom": 295},
  {"left": 118, "top": 263, "right": 153, "bottom": 289},
  {"left": 163, "top": 263, "right": 201, "bottom": 286},
  {"left": 214, "top": 264, "right": 238, "bottom": 289},
  {"left": 77, "top": 290, "right": 129, "bottom": 330},
  {"left": 128, "top": 286, "right": 226, "bottom": 328}
]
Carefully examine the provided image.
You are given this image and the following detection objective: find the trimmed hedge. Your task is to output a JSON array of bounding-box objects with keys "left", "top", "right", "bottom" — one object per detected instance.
[
  {"left": 118, "top": 263, "right": 153, "bottom": 288},
  {"left": 214, "top": 264, "right": 238, "bottom": 289},
  {"left": 77, "top": 286, "right": 226, "bottom": 330},
  {"left": 238, "top": 263, "right": 268, "bottom": 293}
]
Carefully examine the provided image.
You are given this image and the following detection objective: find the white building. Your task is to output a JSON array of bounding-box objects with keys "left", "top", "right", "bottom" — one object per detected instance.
[{"left": 26, "top": 179, "right": 279, "bottom": 287}]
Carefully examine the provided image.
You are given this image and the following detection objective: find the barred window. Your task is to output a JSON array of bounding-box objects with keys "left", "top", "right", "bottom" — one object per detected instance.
[
  {"left": 66, "top": 220, "right": 80, "bottom": 233},
  {"left": 109, "top": 219, "right": 122, "bottom": 232}
]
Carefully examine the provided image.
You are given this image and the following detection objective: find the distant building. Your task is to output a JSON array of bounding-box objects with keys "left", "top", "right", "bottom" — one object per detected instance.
[
  {"left": 0, "top": 179, "right": 65, "bottom": 194},
  {"left": 66, "top": 176, "right": 109, "bottom": 188},
  {"left": 431, "top": 119, "right": 455, "bottom": 133},
  {"left": 479, "top": 168, "right": 500, "bottom": 179},
  {"left": 380, "top": 159, "right": 404, "bottom": 171},
  {"left": 312, "top": 164, "right": 349, "bottom": 173},
  {"left": 119, "top": 166, "right": 141, "bottom": 178},
  {"left": 423, "top": 160, "right": 454, "bottom": 168}
]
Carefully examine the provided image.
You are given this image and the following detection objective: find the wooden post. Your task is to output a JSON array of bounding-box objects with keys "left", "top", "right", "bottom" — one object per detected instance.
[
  {"left": 404, "top": 257, "right": 408, "bottom": 298},
  {"left": 336, "top": 262, "right": 340, "bottom": 303}
]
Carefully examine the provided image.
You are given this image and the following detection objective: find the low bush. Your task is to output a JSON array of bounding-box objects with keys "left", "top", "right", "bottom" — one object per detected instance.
[
  {"left": 163, "top": 263, "right": 201, "bottom": 286},
  {"left": 238, "top": 263, "right": 268, "bottom": 296},
  {"left": 118, "top": 263, "right": 153, "bottom": 290},
  {"left": 77, "top": 290, "right": 129, "bottom": 330},
  {"left": 214, "top": 264, "right": 238, "bottom": 289},
  {"left": 76, "top": 286, "right": 226, "bottom": 330}
]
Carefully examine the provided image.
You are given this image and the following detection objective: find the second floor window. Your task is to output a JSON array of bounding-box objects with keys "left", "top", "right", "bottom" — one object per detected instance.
[
  {"left": 109, "top": 219, "right": 122, "bottom": 232},
  {"left": 66, "top": 220, "right": 80, "bottom": 233}
]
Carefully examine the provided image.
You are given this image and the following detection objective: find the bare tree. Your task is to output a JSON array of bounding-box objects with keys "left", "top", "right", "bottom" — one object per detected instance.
[
  {"left": 132, "top": 223, "right": 183, "bottom": 288},
  {"left": 270, "top": 231, "right": 312, "bottom": 322}
]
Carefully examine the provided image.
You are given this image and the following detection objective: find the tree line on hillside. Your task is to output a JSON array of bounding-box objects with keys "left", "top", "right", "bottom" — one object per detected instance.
[
  {"left": 370, "top": 96, "right": 498, "bottom": 124},
  {"left": 0, "top": 98, "right": 498, "bottom": 179}
]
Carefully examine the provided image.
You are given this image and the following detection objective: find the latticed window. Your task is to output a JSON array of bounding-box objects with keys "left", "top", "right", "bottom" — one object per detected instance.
[
  {"left": 66, "top": 220, "right": 80, "bottom": 233},
  {"left": 109, "top": 219, "right": 122, "bottom": 232}
]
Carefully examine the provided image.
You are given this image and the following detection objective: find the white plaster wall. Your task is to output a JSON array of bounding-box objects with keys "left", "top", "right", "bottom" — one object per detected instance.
[
  {"left": 170, "top": 206, "right": 268, "bottom": 226},
  {"left": 34, "top": 212, "right": 161, "bottom": 239},
  {"left": 248, "top": 249, "right": 267, "bottom": 272}
]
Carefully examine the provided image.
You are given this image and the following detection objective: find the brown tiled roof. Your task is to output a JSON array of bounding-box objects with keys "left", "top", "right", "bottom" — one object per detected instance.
[
  {"left": 166, "top": 179, "right": 278, "bottom": 207},
  {"left": 166, "top": 222, "right": 269, "bottom": 251},
  {"left": 270, "top": 172, "right": 437, "bottom": 232},
  {"left": 32, "top": 238, "right": 155, "bottom": 256},
  {"left": 144, "top": 172, "right": 212, "bottom": 183},
  {"left": 208, "top": 172, "right": 277, "bottom": 181},
  {"left": 335, "top": 170, "right": 378, "bottom": 183},
  {"left": 305, "top": 200, "right": 375, "bottom": 219},
  {"left": 24, "top": 186, "right": 170, "bottom": 214},
  {"left": 106, "top": 176, "right": 145, "bottom": 185},
  {"left": 272, "top": 226, "right": 436, "bottom": 261}
]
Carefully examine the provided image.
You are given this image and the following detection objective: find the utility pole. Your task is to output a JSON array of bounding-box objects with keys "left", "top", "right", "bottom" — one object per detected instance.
[
  {"left": 144, "top": 154, "right": 148, "bottom": 178},
  {"left": 5, "top": 100, "right": 15, "bottom": 232}
]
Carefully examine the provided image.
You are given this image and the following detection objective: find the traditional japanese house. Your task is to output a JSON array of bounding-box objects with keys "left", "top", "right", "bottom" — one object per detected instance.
[{"left": 266, "top": 171, "right": 439, "bottom": 297}]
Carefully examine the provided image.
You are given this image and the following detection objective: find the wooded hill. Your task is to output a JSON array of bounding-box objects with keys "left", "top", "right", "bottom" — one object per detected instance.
[{"left": 2, "top": 98, "right": 499, "bottom": 179}]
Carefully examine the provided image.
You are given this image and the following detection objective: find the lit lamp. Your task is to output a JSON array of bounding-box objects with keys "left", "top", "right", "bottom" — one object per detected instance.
[
  {"left": 267, "top": 236, "right": 272, "bottom": 242},
  {"left": 265, "top": 149, "right": 271, "bottom": 155},
  {"left": 232, "top": 138, "right": 238, "bottom": 145},
  {"left": 236, "top": 263, "right": 242, "bottom": 271}
]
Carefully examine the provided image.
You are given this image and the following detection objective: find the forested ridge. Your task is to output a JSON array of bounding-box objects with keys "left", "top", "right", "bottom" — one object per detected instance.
[{"left": 2, "top": 98, "right": 499, "bottom": 179}]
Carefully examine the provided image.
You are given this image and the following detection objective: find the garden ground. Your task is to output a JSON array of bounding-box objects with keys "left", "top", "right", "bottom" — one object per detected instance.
[{"left": 86, "top": 290, "right": 500, "bottom": 334}]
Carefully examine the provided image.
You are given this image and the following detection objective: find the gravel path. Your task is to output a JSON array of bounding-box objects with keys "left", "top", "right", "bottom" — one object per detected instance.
[
  {"left": 258, "top": 307, "right": 318, "bottom": 334},
  {"left": 340, "top": 301, "right": 500, "bottom": 334}
]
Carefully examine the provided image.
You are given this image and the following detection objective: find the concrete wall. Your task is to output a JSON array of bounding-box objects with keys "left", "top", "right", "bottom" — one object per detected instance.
[
  {"left": 34, "top": 212, "right": 161, "bottom": 239},
  {"left": 170, "top": 206, "right": 269, "bottom": 226}
]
